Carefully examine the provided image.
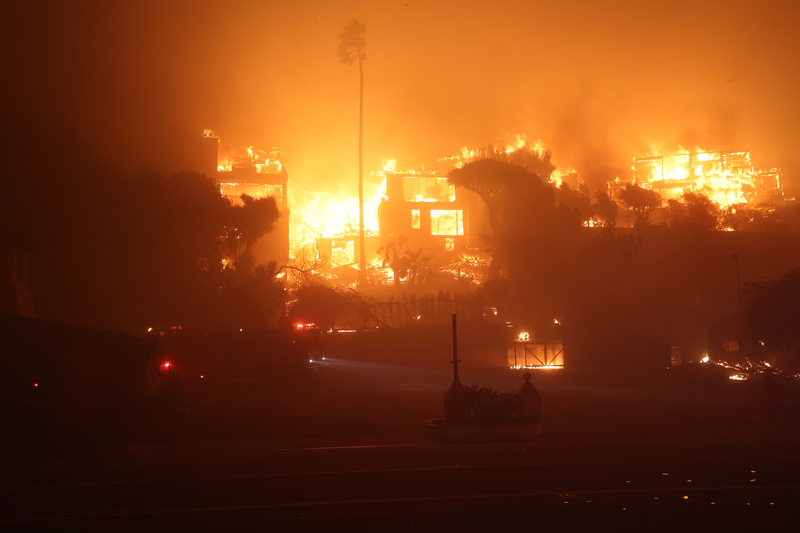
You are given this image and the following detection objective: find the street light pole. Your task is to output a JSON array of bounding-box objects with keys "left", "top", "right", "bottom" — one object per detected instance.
[{"left": 443, "top": 313, "right": 469, "bottom": 424}]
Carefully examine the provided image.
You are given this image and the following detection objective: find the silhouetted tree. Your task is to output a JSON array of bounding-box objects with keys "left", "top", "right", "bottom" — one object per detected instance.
[
  {"left": 225, "top": 194, "right": 280, "bottom": 274},
  {"left": 0, "top": 111, "right": 284, "bottom": 331},
  {"left": 289, "top": 284, "right": 369, "bottom": 329},
  {"left": 667, "top": 192, "right": 718, "bottom": 231},
  {"left": 619, "top": 183, "right": 662, "bottom": 228},
  {"left": 448, "top": 158, "right": 558, "bottom": 281},
  {"left": 591, "top": 190, "right": 618, "bottom": 228},
  {"left": 475, "top": 145, "right": 557, "bottom": 180},
  {"left": 449, "top": 156, "right": 555, "bottom": 236},
  {"left": 744, "top": 268, "right": 800, "bottom": 369},
  {"left": 718, "top": 205, "right": 756, "bottom": 231},
  {"left": 289, "top": 284, "right": 343, "bottom": 330},
  {"left": 338, "top": 19, "right": 367, "bottom": 287},
  {"left": 554, "top": 183, "right": 592, "bottom": 226}
]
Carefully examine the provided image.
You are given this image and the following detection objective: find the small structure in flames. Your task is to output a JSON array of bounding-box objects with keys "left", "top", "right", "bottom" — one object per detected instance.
[{"left": 508, "top": 322, "right": 565, "bottom": 370}]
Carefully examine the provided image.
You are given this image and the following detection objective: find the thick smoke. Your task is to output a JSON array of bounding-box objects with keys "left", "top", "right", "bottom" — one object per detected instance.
[{"left": 3, "top": 0, "right": 799, "bottom": 195}]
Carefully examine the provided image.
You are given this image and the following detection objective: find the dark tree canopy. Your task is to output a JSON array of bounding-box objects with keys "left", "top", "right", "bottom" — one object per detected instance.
[
  {"left": 667, "top": 192, "right": 718, "bottom": 231},
  {"left": 744, "top": 268, "right": 800, "bottom": 365},
  {"left": 619, "top": 183, "right": 662, "bottom": 228},
  {"left": 288, "top": 284, "right": 369, "bottom": 330},
  {"left": 591, "top": 190, "right": 618, "bottom": 228},
  {"left": 225, "top": 194, "right": 280, "bottom": 274},
  {"left": 448, "top": 157, "right": 556, "bottom": 236},
  {"left": 0, "top": 114, "right": 284, "bottom": 332},
  {"left": 337, "top": 19, "right": 366, "bottom": 66}
]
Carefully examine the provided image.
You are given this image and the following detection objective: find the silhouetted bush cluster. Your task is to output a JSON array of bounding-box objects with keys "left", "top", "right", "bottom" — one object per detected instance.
[{"left": 0, "top": 113, "right": 283, "bottom": 332}]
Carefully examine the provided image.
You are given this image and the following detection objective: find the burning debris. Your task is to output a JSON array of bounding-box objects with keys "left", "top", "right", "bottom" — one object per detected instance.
[{"left": 701, "top": 356, "right": 800, "bottom": 381}]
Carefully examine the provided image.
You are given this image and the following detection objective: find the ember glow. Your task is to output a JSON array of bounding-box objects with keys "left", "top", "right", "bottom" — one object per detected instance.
[{"left": 704, "top": 357, "right": 800, "bottom": 381}]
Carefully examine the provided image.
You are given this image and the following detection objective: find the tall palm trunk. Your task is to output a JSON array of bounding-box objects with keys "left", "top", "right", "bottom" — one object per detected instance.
[{"left": 357, "top": 55, "right": 366, "bottom": 286}]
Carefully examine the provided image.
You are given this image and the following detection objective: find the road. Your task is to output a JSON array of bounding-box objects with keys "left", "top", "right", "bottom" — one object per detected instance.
[{"left": 2, "top": 437, "right": 798, "bottom": 532}]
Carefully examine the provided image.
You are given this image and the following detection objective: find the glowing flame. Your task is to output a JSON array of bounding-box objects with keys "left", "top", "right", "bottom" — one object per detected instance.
[
  {"left": 442, "top": 134, "right": 574, "bottom": 186},
  {"left": 289, "top": 178, "right": 386, "bottom": 260},
  {"left": 382, "top": 157, "right": 397, "bottom": 173},
  {"left": 216, "top": 145, "right": 284, "bottom": 174},
  {"left": 501, "top": 134, "right": 548, "bottom": 157},
  {"left": 633, "top": 147, "right": 782, "bottom": 209}
]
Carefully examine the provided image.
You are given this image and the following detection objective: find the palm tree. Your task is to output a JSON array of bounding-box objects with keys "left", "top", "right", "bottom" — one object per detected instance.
[{"left": 337, "top": 19, "right": 367, "bottom": 287}]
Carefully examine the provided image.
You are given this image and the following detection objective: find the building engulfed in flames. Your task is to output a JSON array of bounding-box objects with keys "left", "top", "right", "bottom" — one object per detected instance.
[
  {"left": 198, "top": 131, "right": 575, "bottom": 286},
  {"left": 202, "top": 130, "right": 290, "bottom": 266},
  {"left": 632, "top": 149, "right": 784, "bottom": 207},
  {"left": 200, "top": 129, "right": 789, "bottom": 290}
]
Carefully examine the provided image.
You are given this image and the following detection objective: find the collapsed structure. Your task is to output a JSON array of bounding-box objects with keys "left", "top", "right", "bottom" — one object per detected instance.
[
  {"left": 197, "top": 131, "right": 499, "bottom": 285},
  {"left": 198, "top": 132, "right": 789, "bottom": 283},
  {"left": 631, "top": 149, "right": 784, "bottom": 207}
]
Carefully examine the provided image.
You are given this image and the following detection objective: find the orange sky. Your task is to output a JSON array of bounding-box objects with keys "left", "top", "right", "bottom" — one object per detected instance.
[{"left": 5, "top": 0, "right": 800, "bottom": 195}]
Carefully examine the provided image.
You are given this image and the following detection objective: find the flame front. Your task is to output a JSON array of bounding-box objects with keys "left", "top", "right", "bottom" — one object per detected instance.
[
  {"left": 633, "top": 147, "right": 782, "bottom": 208},
  {"left": 289, "top": 178, "right": 387, "bottom": 261}
]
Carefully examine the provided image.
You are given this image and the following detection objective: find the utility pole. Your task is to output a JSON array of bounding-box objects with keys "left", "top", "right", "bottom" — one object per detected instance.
[{"left": 451, "top": 313, "right": 460, "bottom": 383}]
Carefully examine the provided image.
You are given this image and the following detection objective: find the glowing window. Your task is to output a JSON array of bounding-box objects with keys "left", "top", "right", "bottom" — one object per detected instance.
[
  {"left": 431, "top": 210, "right": 463, "bottom": 235},
  {"left": 445, "top": 237, "right": 455, "bottom": 251},
  {"left": 403, "top": 177, "right": 455, "bottom": 202},
  {"left": 411, "top": 209, "right": 420, "bottom": 229}
]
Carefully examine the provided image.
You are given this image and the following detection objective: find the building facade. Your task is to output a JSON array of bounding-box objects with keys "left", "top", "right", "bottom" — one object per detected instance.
[{"left": 378, "top": 171, "right": 490, "bottom": 257}]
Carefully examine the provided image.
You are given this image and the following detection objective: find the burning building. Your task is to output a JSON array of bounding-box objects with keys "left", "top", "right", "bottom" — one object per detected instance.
[
  {"left": 195, "top": 132, "right": 573, "bottom": 285},
  {"left": 378, "top": 169, "right": 490, "bottom": 257},
  {"left": 201, "top": 130, "right": 290, "bottom": 267},
  {"left": 632, "top": 149, "right": 784, "bottom": 207}
]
